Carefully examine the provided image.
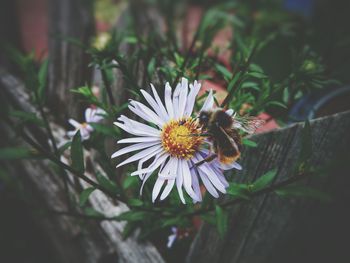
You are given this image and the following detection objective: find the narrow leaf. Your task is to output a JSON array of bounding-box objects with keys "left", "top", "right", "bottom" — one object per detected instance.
[
  {"left": 242, "top": 138, "right": 258, "bottom": 148},
  {"left": 0, "top": 147, "right": 36, "bottom": 160},
  {"left": 252, "top": 169, "right": 277, "bottom": 192},
  {"left": 275, "top": 185, "right": 331, "bottom": 202},
  {"left": 79, "top": 187, "right": 96, "bottom": 206},
  {"left": 215, "top": 205, "right": 228, "bottom": 238},
  {"left": 71, "top": 131, "right": 84, "bottom": 173}
]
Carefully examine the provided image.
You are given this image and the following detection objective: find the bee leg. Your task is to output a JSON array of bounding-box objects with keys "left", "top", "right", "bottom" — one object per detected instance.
[
  {"left": 180, "top": 133, "right": 211, "bottom": 137},
  {"left": 192, "top": 154, "right": 218, "bottom": 168}
]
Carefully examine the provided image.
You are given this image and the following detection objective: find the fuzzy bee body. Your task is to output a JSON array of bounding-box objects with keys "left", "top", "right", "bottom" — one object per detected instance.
[{"left": 198, "top": 109, "right": 263, "bottom": 165}]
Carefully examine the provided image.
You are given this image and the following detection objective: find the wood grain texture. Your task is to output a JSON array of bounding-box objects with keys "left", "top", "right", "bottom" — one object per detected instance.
[
  {"left": 186, "top": 110, "right": 350, "bottom": 263},
  {"left": 47, "top": 0, "right": 94, "bottom": 121}
]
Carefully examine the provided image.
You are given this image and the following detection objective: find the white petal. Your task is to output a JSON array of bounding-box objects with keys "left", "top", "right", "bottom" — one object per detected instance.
[
  {"left": 80, "top": 128, "right": 91, "bottom": 140},
  {"left": 160, "top": 179, "right": 175, "bottom": 200},
  {"left": 176, "top": 160, "right": 186, "bottom": 204},
  {"left": 131, "top": 153, "right": 169, "bottom": 176},
  {"left": 198, "top": 171, "right": 219, "bottom": 198},
  {"left": 140, "top": 171, "right": 153, "bottom": 195},
  {"left": 184, "top": 80, "right": 201, "bottom": 116},
  {"left": 116, "top": 145, "right": 162, "bottom": 168},
  {"left": 67, "top": 130, "right": 77, "bottom": 138},
  {"left": 131, "top": 101, "right": 164, "bottom": 125},
  {"left": 68, "top": 119, "right": 82, "bottom": 129},
  {"left": 189, "top": 162, "right": 202, "bottom": 202},
  {"left": 128, "top": 101, "right": 164, "bottom": 128},
  {"left": 194, "top": 156, "right": 226, "bottom": 193},
  {"left": 111, "top": 141, "right": 159, "bottom": 159},
  {"left": 152, "top": 177, "right": 166, "bottom": 202},
  {"left": 137, "top": 147, "right": 164, "bottom": 179},
  {"left": 160, "top": 159, "right": 178, "bottom": 200},
  {"left": 141, "top": 88, "right": 168, "bottom": 122},
  {"left": 200, "top": 89, "right": 214, "bottom": 112},
  {"left": 221, "top": 162, "right": 242, "bottom": 170},
  {"left": 117, "top": 115, "right": 161, "bottom": 136},
  {"left": 151, "top": 84, "right": 169, "bottom": 121},
  {"left": 114, "top": 121, "right": 160, "bottom": 137},
  {"left": 182, "top": 160, "right": 200, "bottom": 201},
  {"left": 85, "top": 108, "right": 92, "bottom": 122},
  {"left": 178, "top": 78, "right": 188, "bottom": 117},
  {"left": 172, "top": 82, "right": 181, "bottom": 119},
  {"left": 167, "top": 234, "right": 177, "bottom": 248},
  {"left": 165, "top": 82, "right": 174, "bottom": 119},
  {"left": 117, "top": 137, "right": 160, "bottom": 144},
  {"left": 139, "top": 154, "right": 168, "bottom": 194}
]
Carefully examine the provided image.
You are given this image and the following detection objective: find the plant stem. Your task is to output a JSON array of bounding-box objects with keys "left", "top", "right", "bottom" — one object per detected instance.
[
  {"left": 220, "top": 44, "right": 257, "bottom": 108},
  {"left": 187, "top": 171, "right": 310, "bottom": 217}
]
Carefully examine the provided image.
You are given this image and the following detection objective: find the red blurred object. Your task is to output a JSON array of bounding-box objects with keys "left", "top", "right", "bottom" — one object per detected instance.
[{"left": 16, "top": 0, "right": 48, "bottom": 60}]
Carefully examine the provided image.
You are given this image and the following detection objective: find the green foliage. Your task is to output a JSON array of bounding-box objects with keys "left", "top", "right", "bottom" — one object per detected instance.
[
  {"left": 227, "top": 183, "right": 250, "bottom": 200},
  {"left": 0, "top": 147, "right": 37, "bottom": 160},
  {"left": 79, "top": 187, "right": 96, "bottom": 207},
  {"left": 251, "top": 169, "right": 277, "bottom": 192},
  {"left": 275, "top": 184, "right": 331, "bottom": 203},
  {"left": 215, "top": 205, "right": 228, "bottom": 238},
  {"left": 71, "top": 131, "right": 85, "bottom": 174},
  {"left": 242, "top": 138, "right": 258, "bottom": 148},
  {"left": 95, "top": 171, "right": 119, "bottom": 194}
]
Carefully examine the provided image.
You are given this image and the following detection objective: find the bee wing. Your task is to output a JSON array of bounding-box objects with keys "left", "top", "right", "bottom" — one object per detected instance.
[{"left": 232, "top": 116, "right": 265, "bottom": 134}]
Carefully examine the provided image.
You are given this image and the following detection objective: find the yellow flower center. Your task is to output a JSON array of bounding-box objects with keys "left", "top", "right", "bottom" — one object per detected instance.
[{"left": 161, "top": 118, "right": 203, "bottom": 159}]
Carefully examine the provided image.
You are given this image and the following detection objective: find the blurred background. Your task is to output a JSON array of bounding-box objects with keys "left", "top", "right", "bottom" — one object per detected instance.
[{"left": 1, "top": 0, "right": 350, "bottom": 262}]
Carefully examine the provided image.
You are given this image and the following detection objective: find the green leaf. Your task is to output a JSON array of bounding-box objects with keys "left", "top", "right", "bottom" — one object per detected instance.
[
  {"left": 0, "top": 147, "right": 36, "bottom": 160},
  {"left": 71, "top": 131, "right": 84, "bottom": 173},
  {"left": 116, "top": 211, "right": 147, "bottom": 222},
  {"left": 122, "top": 221, "right": 138, "bottom": 239},
  {"left": 147, "top": 57, "right": 156, "bottom": 77},
  {"left": 248, "top": 71, "right": 268, "bottom": 79},
  {"left": 201, "top": 214, "right": 216, "bottom": 226},
  {"left": 84, "top": 207, "right": 104, "bottom": 217},
  {"left": 58, "top": 141, "right": 72, "bottom": 156},
  {"left": 10, "top": 110, "right": 44, "bottom": 126},
  {"left": 242, "top": 138, "right": 258, "bottom": 148},
  {"left": 95, "top": 172, "right": 118, "bottom": 194},
  {"left": 227, "top": 183, "right": 250, "bottom": 200},
  {"left": 123, "top": 176, "right": 138, "bottom": 189},
  {"left": 215, "top": 64, "right": 233, "bottom": 81},
  {"left": 275, "top": 185, "right": 331, "bottom": 202},
  {"left": 252, "top": 169, "right": 277, "bottom": 192},
  {"left": 215, "top": 205, "right": 228, "bottom": 238},
  {"left": 79, "top": 187, "right": 96, "bottom": 206},
  {"left": 89, "top": 123, "right": 118, "bottom": 137},
  {"left": 266, "top": 101, "right": 287, "bottom": 109},
  {"left": 128, "top": 198, "right": 143, "bottom": 207},
  {"left": 37, "top": 59, "right": 49, "bottom": 104}
]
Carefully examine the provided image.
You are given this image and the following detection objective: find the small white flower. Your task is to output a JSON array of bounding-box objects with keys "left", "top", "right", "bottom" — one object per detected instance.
[
  {"left": 67, "top": 107, "right": 106, "bottom": 140},
  {"left": 112, "top": 78, "right": 241, "bottom": 203},
  {"left": 167, "top": 227, "right": 178, "bottom": 248}
]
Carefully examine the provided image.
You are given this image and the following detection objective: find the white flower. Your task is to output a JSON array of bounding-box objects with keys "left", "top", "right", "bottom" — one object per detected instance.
[
  {"left": 67, "top": 107, "right": 106, "bottom": 140},
  {"left": 112, "top": 78, "right": 241, "bottom": 203},
  {"left": 167, "top": 227, "right": 178, "bottom": 248}
]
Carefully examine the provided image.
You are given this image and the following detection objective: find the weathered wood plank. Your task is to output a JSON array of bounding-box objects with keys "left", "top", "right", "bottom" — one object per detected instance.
[
  {"left": 186, "top": 110, "right": 350, "bottom": 263},
  {"left": 0, "top": 69, "right": 165, "bottom": 263},
  {"left": 47, "top": 0, "right": 94, "bottom": 121}
]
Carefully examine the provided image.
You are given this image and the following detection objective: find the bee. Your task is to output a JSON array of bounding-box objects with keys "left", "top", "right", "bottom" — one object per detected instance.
[{"left": 196, "top": 109, "right": 264, "bottom": 166}]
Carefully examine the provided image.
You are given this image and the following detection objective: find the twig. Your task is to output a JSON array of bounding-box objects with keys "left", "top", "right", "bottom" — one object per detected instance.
[
  {"left": 186, "top": 171, "right": 310, "bottom": 216},
  {"left": 220, "top": 44, "right": 257, "bottom": 108}
]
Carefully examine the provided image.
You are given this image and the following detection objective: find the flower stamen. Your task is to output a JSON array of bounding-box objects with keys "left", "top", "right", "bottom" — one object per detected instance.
[{"left": 161, "top": 118, "right": 203, "bottom": 159}]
